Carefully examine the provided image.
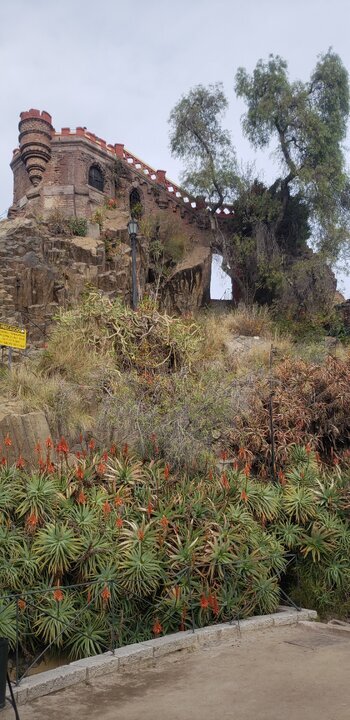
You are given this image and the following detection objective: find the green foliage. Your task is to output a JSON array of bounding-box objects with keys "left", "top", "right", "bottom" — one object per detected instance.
[
  {"left": 0, "top": 441, "right": 349, "bottom": 661},
  {"left": 68, "top": 217, "right": 87, "bottom": 237},
  {"left": 235, "top": 50, "right": 350, "bottom": 260},
  {"left": 169, "top": 83, "right": 238, "bottom": 208}
]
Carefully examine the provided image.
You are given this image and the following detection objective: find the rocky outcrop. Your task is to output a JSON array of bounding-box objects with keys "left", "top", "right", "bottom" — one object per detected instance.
[
  {"left": 0, "top": 214, "right": 212, "bottom": 346},
  {"left": 0, "top": 407, "right": 51, "bottom": 465}
]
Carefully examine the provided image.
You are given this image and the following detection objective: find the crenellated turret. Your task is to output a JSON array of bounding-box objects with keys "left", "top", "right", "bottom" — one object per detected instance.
[{"left": 18, "top": 109, "right": 53, "bottom": 186}]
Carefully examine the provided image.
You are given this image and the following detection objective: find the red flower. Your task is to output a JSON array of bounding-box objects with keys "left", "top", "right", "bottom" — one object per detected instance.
[
  {"left": 164, "top": 463, "right": 170, "bottom": 480},
  {"left": 34, "top": 442, "right": 42, "bottom": 455},
  {"left": 97, "top": 462, "right": 106, "bottom": 476},
  {"left": 101, "top": 585, "right": 111, "bottom": 603},
  {"left": 46, "top": 462, "right": 55, "bottom": 474},
  {"left": 45, "top": 437, "right": 54, "bottom": 449},
  {"left": 53, "top": 587, "right": 64, "bottom": 602},
  {"left": 116, "top": 517, "right": 123, "bottom": 529},
  {"left": 208, "top": 594, "right": 219, "bottom": 616},
  {"left": 102, "top": 500, "right": 111, "bottom": 516},
  {"left": 16, "top": 455, "right": 25, "bottom": 469},
  {"left": 77, "top": 490, "right": 86, "bottom": 504},
  {"left": 147, "top": 501, "right": 153, "bottom": 517},
  {"left": 88, "top": 438, "right": 96, "bottom": 451},
  {"left": 122, "top": 443, "right": 129, "bottom": 457},
  {"left": 137, "top": 529, "right": 145, "bottom": 541},
  {"left": 1, "top": 457, "right": 6, "bottom": 466},
  {"left": 240, "top": 489, "right": 248, "bottom": 503},
  {"left": 57, "top": 437, "right": 69, "bottom": 454},
  {"left": 220, "top": 450, "right": 228, "bottom": 461},
  {"left": 200, "top": 595, "right": 209, "bottom": 609},
  {"left": 115, "top": 495, "right": 123, "bottom": 507},
  {"left": 160, "top": 515, "right": 169, "bottom": 529},
  {"left": 4, "top": 434, "right": 12, "bottom": 447},
  {"left": 278, "top": 470, "right": 286, "bottom": 486},
  {"left": 221, "top": 472, "right": 229, "bottom": 490},
  {"left": 27, "top": 512, "right": 38, "bottom": 529},
  {"left": 17, "top": 599, "right": 26, "bottom": 611},
  {"left": 75, "top": 466, "right": 84, "bottom": 481},
  {"left": 152, "top": 619, "right": 162, "bottom": 635},
  {"left": 110, "top": 444, "right": 117, "bottom": 456},
  {"left": 102, "top": 451, "right": 108, "bottom": 462},
  {"left": 243, "top": 463, "right": 251, "bottom": 477}
]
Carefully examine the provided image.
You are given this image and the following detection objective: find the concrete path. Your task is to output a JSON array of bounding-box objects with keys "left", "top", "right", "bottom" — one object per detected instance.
[{"left": 4, "top": 624, "right": 350, "bottom": 720}]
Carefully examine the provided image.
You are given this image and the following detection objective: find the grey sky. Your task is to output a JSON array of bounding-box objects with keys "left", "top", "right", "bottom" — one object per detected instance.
[{"left": 1, "top": 0, "right": 350, "bottom": 295}]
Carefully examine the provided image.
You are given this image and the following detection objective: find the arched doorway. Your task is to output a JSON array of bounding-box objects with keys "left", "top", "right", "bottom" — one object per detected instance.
[{"left": 210, "top": 253, "right": 233, "bottom": 300}]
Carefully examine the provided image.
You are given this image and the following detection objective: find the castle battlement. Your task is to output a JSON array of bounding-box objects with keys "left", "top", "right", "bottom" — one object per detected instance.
[{"left": 10, "top": 110, "right": 233, "bottom": 219}]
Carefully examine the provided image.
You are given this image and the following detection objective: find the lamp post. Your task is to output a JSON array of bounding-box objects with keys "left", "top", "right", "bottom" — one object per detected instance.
[{"left": 127, "top": 218, "right": 139, "bottom": 310}]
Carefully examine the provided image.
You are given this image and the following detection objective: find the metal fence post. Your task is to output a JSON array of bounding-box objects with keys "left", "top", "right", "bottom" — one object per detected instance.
[{"left": 187, "top": 566, "right": 196, "bottom": 633}]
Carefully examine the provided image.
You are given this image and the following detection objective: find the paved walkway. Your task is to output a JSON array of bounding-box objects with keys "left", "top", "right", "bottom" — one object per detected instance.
[{"left": 4, "top": 624, "right": 350, "bottom": 720}]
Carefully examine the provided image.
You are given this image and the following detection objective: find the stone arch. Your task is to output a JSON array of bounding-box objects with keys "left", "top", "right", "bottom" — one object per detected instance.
[{"left": 88, "top": 163, "right": 104, "bottom": 192}]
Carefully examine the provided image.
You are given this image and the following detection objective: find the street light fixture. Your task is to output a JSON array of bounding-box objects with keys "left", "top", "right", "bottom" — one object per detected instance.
[{"left": 127, "top": 218, "right": 139, "bottom": 310}]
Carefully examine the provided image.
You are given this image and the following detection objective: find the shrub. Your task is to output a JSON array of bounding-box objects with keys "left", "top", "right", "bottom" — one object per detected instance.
[{"left": 68, "top": 217, "right": 87, "bottom": 237}]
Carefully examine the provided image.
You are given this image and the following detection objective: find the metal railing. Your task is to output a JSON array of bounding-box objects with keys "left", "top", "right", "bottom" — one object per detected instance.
[{"left": 0, "top": 556, "right": 300, "bottom": 688}]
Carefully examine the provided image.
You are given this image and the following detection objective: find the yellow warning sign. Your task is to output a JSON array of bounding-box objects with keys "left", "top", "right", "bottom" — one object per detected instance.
[{"left": 0, "top": 323, "right": 27, "bottom": 350}]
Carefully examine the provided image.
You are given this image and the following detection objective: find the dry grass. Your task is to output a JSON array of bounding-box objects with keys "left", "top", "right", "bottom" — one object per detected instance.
[
  {"left": 0, "top": 363, "right": 92, "bottom": 438},
  {"left": 224, "top": 303, "right": 273, "bottom": 338}
]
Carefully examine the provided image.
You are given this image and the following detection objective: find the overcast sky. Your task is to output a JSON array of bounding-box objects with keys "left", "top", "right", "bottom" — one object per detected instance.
[{"left": 1, "top": 0, "right": 350, "bottom": 296}]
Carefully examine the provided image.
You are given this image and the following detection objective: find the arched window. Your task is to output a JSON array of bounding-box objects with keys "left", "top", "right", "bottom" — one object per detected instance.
[
  {"left": 130, "top": 188, "right": 142, "bottom": 217},
  {"left": 88, "top": 164, "right": 104, "bottom": 192}
]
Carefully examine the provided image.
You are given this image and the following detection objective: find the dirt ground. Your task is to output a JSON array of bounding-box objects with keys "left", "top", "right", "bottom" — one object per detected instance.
[{"left": 4, "top": 624, "right": 350, "bottom": 720}]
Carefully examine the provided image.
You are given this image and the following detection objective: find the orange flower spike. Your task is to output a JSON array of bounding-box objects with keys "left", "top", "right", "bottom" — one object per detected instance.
[
  {"left": 17, "top": 599, "right": 26, "bottom": 611},
  {"left": 101, "top": 585, "right": 111, "bottom": 603},
  {"left": 152, "top": 619, "right": 163, "bottom": 636},
  {"left": 45, "top": 437, "right": 54, "bottom": 449},
  {"left": 243, "top": 463, "right": 251, "bottom": 477},
  {"left": 1, "top": 457, "right": 6, "bottom": 466},
  {"left": 221, "top": 472, "right": 229, "bottom": 490},
  {"left": 240, "top": 489, "right": 248, "bottom": 503},
  {"left": 34, "top": 442, "right": 42, "bottom": 455},
  {"left": 238, "top": 447, "right": 246, "bottom": 460},
  {"left": 208, "top": 469, "right": 213, "bottom": 481},
  {"left": 305, "top": 443, "right": 312, "bottom": 455},
  {"left": 27, "top": 512, "right": 38, "bottom": 529},
  {"left": 102, "top": 451, "right": 108, "bottom": 462},
  {"left": 115, "top": 495, "right": 123, "bottom": 507},
  {"left": 53, "top": 588, "right": 64, "bottom": 602},
  {"left": 200, "top": 595, "right": 209, "bottom": 609},
  {"left": 75, "top": 466, "right": 84, "bottom": 481},
  {"left": 147, "top": 501, "right": 153, "bottom": 517},
  {"left": 110, "top": 443, "right": 117, "bottom": 457},
  {"left": 77, "top": 490, "right": 86, "bottom": 505},
  {"left": 116, "top": 517, "right": 123, "bottom": 529},
  {"left": 164, "top": 463, "right": 170, "bottom": 480},
  {"left": 57, "top": 437, "right": 69, "bottom": 454},
  {"left": 47, "top": 462, "right": 55, "bottom": 474},
  {"left": 160, "top": 515, "right": 169, "bottom": 529},
  {"left": 16, "top": 455, "right": 25, "bottom": 470},
  {"left": 102, "top": 500, "right": 111, "bottom": 516},
  {"left": 4, "top": 434, "right": 12, "bottom": 447},
  {"left": 97, "top": 462, "right": 106, "bottom": 476},
  {"left": 137, "top": 529, "right": 145, "bottom": 541},
  {"left": 278, "top": 470, "right": 286, "bottom": 487},
  {"left": 88, "top": 438, "right": 96, "bottom": 451},
  {"left": 220, "top": 450, "right": 228, "bottom": 461},
  {"left": 122, "top": 443, "right": 129, "bottom": 457}
]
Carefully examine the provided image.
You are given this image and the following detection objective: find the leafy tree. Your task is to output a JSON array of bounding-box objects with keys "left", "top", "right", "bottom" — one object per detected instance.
[
  {"left": 235, "top": 50, "right": 350, "bottom": 261},
  {"left": 169, "top": 51, "right": 350, "bottom": 309},
  {"left": 169, "top": 83, "right": 238, "bottom": 210}
]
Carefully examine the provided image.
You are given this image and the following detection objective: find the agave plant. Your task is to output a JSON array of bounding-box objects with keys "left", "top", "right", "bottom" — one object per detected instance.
[{"left": 33, "top": 523, "right": 83, "bottom": 577}]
